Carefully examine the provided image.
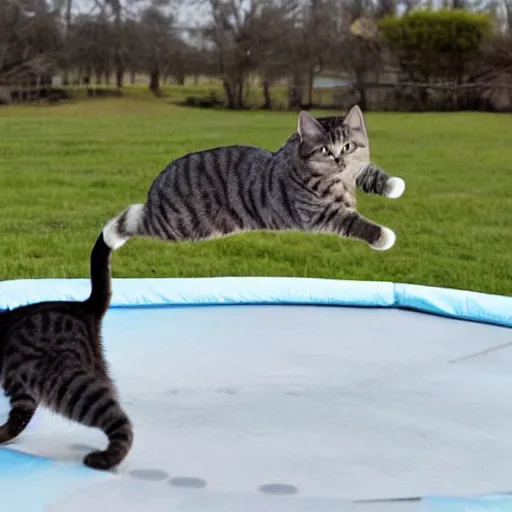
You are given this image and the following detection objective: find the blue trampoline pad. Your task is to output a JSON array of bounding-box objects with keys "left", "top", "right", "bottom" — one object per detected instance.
[{"left": 0, "top": 278, "right": 511, "bottom": 511}]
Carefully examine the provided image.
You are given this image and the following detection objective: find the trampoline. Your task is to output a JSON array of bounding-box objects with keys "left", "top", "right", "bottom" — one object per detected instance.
[{"left": 0, "top": 276, "right": 511, "bottom": 512}]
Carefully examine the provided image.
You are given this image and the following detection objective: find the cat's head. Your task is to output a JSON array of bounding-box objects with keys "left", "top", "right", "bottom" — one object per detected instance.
[{"left": 297, "top": 105, "right": 370, "bottom": 178}]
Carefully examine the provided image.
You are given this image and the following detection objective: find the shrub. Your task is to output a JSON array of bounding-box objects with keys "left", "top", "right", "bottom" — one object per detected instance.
[{"left": 379, "top": 10, "right": 491, "bottom": 57}]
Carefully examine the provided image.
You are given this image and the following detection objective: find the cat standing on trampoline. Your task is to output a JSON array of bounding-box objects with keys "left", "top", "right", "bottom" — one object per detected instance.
[
  {"left": 103, "top": 105, "right": 405, "bottom": 251},
  {"left": 0, "top": 228, "right": 133, "bottom": 470}
]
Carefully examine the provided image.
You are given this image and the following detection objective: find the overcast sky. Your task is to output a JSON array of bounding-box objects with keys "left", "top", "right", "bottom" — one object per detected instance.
[{"left": 71, "top": 0, "right": 209, "bottom": 28}]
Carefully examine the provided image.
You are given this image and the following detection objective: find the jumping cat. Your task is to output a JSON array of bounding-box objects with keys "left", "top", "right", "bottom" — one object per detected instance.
[
  {"left": 103, "top": 105, "right": 405, "bottom": 252},
  {"left": 0, "top": 229, "right": 133, "bottom": 470}
]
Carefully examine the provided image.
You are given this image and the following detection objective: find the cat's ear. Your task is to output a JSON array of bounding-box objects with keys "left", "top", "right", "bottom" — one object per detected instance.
[
  {"left": 344, "top": 105, "right": 368, "bottom": 145},
  {"left": 297, "top": 111, "right": 327, "bottom": 144}
]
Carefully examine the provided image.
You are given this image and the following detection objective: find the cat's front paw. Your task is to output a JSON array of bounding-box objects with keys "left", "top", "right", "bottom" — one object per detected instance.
[
  {"left": 384, "top": 177, "right": 406, "bottom": 199},
  {"left": 371, "top": 227, "right": 396, "bottom": 251}
]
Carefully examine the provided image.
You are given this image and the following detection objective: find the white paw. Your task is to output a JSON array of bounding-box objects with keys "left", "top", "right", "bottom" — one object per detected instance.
[
  {"left": 371, "top": 227, "right": 396, "bottom": 251},
  {"left": 385, "top": 177, "right": 406, "bottom": 199}
]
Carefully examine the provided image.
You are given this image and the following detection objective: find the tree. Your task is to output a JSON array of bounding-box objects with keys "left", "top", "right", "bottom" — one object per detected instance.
[
  {"left": 240, "top": 0, "right": 299, "bottom": 108},
  {"left": 339, "top": 17, "right": 383, "bottom": 110},
  {"left": 0, "top": 0, "right": 61, "bottom": 86},
  {"left": 503, "top": 0, "right": 512, "bottom": 31},
  {"left": 123, "top": 17, "right": 143, "bottom": 84},
  {"left": 379, "top": 10, "right": 492, "bottom": 92},
  {"left": 68, "top": 13, "right": 114, "bottom": 87},
  {"left": 320, "top": 1, "right": 384, "bottom": 111},
  {"left": 203, "top": 0, "right": 264, "bottom": 109},
  {"left": 379, "top": 9, "right": 491, "bottom": 105},
  {"left": 105, "top": 0, "right": 124, "bottom": 89},
  {"left": 138, "top": 3, "right": 175, "bottom": 95}
]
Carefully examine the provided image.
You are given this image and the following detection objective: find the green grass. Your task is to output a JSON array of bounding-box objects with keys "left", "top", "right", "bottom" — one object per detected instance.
[{"left": 0, "top": 94, "right": 511, "bottom": 296}]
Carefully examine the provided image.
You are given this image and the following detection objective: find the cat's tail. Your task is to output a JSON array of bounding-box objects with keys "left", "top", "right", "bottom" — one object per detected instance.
[
  {"left": 85, "top": 204, "right": 145, "bottom": 315},
  {"left": 85, "top": 229, "right": 113, "bottom": 316},
  {"left": 102, "top": 204, "right": 146, "bottom": 250}
]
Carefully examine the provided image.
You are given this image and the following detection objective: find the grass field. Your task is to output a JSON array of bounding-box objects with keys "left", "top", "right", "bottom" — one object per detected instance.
[{"left": 0, "top": 94, "right": 511, "bottom": 296}]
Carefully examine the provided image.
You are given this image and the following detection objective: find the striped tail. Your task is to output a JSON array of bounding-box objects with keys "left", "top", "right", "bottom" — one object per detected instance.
[
  {"left": 85, "top": 231, "right": 113, "bottom": 317},
  {"left": 102, "top": 204, "right": 146, "bottom": 251}
]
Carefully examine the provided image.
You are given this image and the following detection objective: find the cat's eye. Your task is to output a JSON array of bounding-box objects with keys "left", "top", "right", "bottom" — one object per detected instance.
[
  {"left": 341, "top": 142, "right": 355, "bottom": 154},
  {"left": 320, "top": 146, "right": 329, "bottom": 155}
]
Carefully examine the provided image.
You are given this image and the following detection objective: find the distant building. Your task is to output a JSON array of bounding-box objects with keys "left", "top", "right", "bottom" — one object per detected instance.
[{"left": 0, "top": 55, "right": 57, "bottom": 104}]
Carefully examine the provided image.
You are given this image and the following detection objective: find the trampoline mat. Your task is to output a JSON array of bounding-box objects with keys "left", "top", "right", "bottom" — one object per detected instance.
[{"left": 1, "top": 305, "right": 512, "bottom": 510}]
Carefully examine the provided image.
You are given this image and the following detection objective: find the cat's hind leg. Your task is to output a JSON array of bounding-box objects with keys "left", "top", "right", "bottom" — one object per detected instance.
[
  {"left": 0, "top": 379, "right": 38, "bottom": 443},
  {"left": 48, "top": 367, "right": 133, "bottom": 470},
  {"left": 356, "top": 163, "right": 405, "bottom": 199}
]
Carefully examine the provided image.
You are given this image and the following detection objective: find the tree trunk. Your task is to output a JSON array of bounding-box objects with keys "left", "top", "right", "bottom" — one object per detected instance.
[
  {"left": 223, "top": 79, "right": 236, "bottom": 109},
  {"left": 357, "top": 82, "right": 367, "bottom": 111},
  {"left": 262, "top": 78, "right": 272, "bottom": 109},
  {"left": 84, "top": 73, "right": 92, "bottom": 96},
  {"left": 306, "top": 0, "right": 318, "bottom": 108},
  {"left": 354, "top": 68, "right": 368, "bottom": 110},
  {"left": 116, "top": 67, "right": 124, "bottom": 89},
  {"left": 149, "top": 68, "right": 161, "bottom": 96},
  {"left": 288, "top": 72, "right": 302, "bottom": 109},
  {"left": 505, "top": 0, "right": 512, "bottom": 33},
  {"left": 236, "top": 78, "right": 244, "bottom": 109},
  {"left": 414, "top": 85, "right": 428, "bottom": 110},
  {"left": 130, "top": 70, "right": 136, "bottom": 85},
  {"left": 112, "top": 0, "right": 123, "bottom": 90},
  {"left": 62, "top": 0, "right": 73, "bottom": 86},
  {"left": 307, "top": 59, "right": 314, "bottom": 107}
]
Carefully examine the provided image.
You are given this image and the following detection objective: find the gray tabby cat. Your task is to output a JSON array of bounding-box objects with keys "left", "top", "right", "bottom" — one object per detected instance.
[
  {"left": 0, "top": 230, "right": 133, "bottom": 470},
  {"left": 103, "top": 105, "right": 405, "bottom": 252}
]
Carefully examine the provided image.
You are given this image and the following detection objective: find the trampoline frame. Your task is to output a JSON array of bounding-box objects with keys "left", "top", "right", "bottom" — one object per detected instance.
[{"left": 0, "top": 276, "right": 511, "bottom": 512}]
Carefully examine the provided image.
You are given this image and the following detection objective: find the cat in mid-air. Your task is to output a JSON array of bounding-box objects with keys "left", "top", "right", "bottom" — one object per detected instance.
[
  {"left": 0, "top": 229, "right": 132, "bottom": 470},
  {"left": 103, "top": 105, "right": 405, "bottom": 252}
]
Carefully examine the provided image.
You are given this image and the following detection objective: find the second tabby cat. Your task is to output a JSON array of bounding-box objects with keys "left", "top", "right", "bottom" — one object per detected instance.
[
  {"left": 0, "top": 229, "right": 133, "bottom": 470},
  {"left": 103, "top": 105, "right": 405, "bottom": 252}
]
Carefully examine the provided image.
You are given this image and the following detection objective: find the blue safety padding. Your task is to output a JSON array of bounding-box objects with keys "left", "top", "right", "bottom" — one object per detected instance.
[{"left": 0, "top": 277, "right": 509, "bottom": 328}]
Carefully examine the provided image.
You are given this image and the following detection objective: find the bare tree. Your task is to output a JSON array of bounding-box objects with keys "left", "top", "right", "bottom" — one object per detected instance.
[
  {"left": 503, "top": 0, "right": 512, "bottom": 31},
  {"left": 320, "top": 0, "right": 383, "bottom": 111},
  {"left": 68, "top": 12, "right": 114, "bottom": 87},
  {"left": 0, "top": 0, "right": 61, "bottom": 88},
  {"left": 251, "top": 0, "right": 299, "bottom": 108},
  {"left": 123, "top": 16, "right": 143, "bottom": 84},
  {"left": 49, "top": 0, "right": 73, "bottom": 84},
  {"left": 203, "top": 0, "right": 263, "bottom": 108},
  {"left": 139, "top": 2, "right": 175, "bottom": 95},
  {"left": 105, "top": 0, "right": 124, "bottom": 89}
]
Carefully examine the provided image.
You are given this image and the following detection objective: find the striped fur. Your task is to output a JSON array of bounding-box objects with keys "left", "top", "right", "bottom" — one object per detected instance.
[
  {"left": 104, "top": 105, "right": 405, "bottom": 251},
  {"left": 0, "top": 230, "right": 133, "bottom": 470}
]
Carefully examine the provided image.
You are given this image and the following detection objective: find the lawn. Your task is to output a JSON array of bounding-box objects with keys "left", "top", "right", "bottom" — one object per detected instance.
[{"left": 0, "top": 94, "right": 511, "bottom": 296}]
